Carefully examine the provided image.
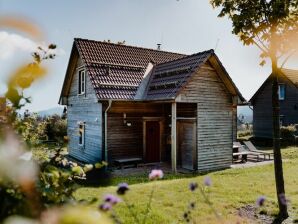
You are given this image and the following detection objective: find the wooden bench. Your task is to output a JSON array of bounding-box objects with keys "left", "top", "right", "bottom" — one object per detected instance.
[
  {"left": 232, "top": 151, "right": 264, "bottom": 162},
  {"left": 114, "top": 157, "right": 143, "bottom": 170}
]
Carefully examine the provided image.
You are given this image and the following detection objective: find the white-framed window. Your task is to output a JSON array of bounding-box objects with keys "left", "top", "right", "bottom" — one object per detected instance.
[
  {"left": 78, "top": 122, "right": 85, "bottom": 146},
  {"left": 78, "top": 70, "right": 85, "bottom": 95},
  {"left": 278, "top": 84, "right": 285, "bottom": 100}
]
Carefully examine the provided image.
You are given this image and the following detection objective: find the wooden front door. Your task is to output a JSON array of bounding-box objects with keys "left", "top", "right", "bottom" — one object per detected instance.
[
  {"left": 145, "top": 121, "right": 160, "bottom": 163},
  {"left": 178, "top": 120, "right": 196, "bottom": 170}
]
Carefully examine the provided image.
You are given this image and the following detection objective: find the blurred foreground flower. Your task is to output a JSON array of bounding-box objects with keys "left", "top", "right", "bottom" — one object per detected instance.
[
  {"left": 0, "top": 131, "right": 38, "bottom": 188},
  {"left": 104, "top": 194, "right": 122, "bottom": 205},
  {"left": 189, "top": 182, "right": 198, "bottom": 191},
  {"left": 149, "top": 169, "right": 163, "bottom": 180},
  {"left": 3, "top": 216, "right": 38, "bottom": 224},
  {"left": 204, "top": 176, "right": 212, "bottom": 187},
  {"left": 40, "top": 206, "right": 112, "bottom": 224},
  {"left": 117, "top": 183, "right": 129, "bottom": 195},
  {"left": 256, "top": 196, "right": 266, "bottom": 207}
]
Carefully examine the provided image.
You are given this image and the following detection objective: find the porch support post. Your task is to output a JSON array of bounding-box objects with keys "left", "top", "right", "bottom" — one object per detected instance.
[{"left": 171, "top": 102, "right": 177, "bottom": 173}]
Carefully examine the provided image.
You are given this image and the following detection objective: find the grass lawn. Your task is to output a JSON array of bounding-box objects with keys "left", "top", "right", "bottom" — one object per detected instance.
[{"left": 75, "top": 147, "right": 298, "bottom": 223}]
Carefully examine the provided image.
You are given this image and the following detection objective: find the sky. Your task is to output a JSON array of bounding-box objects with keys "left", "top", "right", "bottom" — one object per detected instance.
[{"left": 0, "top": 0, "right": 297, "bottom": 112}]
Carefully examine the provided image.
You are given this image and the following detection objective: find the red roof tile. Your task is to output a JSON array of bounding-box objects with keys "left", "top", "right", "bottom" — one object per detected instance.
[
  {"left": 146, "top": 50, "right": 214, "bottom": 100},
  {"left": 75, "top": 38, "right": 185, "bottom": 99}
]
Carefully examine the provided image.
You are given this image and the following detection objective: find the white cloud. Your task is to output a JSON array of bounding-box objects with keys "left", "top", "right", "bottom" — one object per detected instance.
[
  {"left": 0, "top": 31, "right": 37, "bottom": 59},
  {"left": 0, "top": 31, "right": 65, "bottom": 60}
]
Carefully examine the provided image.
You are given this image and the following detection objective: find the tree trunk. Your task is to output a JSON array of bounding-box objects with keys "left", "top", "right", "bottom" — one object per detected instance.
[{"left": 271, "top": 59, "right": 289, "bottom": 221}]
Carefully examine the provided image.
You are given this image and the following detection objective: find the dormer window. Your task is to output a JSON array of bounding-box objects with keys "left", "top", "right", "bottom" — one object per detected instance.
[
  {"left": 278, "top": 84, "right": 285, "bottom": 100},
  {"left": 78, "top": 70, "right": 85, "bottom": 95}
]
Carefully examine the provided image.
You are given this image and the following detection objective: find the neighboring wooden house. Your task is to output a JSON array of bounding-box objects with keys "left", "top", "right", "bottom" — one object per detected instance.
[
  {"left": 59, "top": 38, "right": 245, "bottom": 172},
  {"left": 250, "top": 69, "right": 298, "bottom": 138}
]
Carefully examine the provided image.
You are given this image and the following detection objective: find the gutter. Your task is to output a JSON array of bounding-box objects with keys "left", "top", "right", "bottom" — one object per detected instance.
[{"left": 104, "top": 100, "right": 112, "bottom": 165}]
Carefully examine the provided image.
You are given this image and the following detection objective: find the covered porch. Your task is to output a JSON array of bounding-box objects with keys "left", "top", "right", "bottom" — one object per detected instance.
[{"left": 103, "top": 101, "right": 198, "bottom": 172}]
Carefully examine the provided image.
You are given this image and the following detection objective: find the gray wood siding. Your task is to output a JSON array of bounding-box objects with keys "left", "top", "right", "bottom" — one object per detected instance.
[
  {"left": 67, "top": 57, "right": 102, "bottom": 163},
  {"left": 252, "top": 75, "right": 298, "bottom": 138},
  {"left": 177, "top": 61, "right": 233, "bottom": 172}
]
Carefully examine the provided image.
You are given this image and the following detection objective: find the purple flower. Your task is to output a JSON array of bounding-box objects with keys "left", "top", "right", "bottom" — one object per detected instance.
[
  {"left": 189, "top": 182, "right": 198, "bottom": 191},
  {"left": 256, "top": 196, "right": 266, "bottom": 207},
  {"left": 204, "top": 176, "right": 212, "bottom": 187},
  {"left": 279, "top": 193, "right": 289, "bottom": 206},
  {"left": 99, "top": 202, "right": 112, "bottom": 211},
  {"left": 149, "top": 169, "right": 164, "bottom": 180},
  {"left": 104, "top": 194, "right": 122, "bottom": 205},
  {"left": 117, "top": 183, "right": 129, "bottom": 195}
]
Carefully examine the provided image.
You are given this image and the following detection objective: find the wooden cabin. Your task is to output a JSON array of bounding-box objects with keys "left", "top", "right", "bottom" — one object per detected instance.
[
  {"left": 250, "top": 69, "right": 298, "bottom": 138},
  {"left": 59, "top": 38, "right": 245, "bottom": 172}
]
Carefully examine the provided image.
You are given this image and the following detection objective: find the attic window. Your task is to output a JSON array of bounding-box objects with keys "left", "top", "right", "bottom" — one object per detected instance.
[
  {"left": 278, "top": 84, "right": 285, "bottom": 100},
  {"left": 78, "top": 70, "right": 86, "bottom": 95}
]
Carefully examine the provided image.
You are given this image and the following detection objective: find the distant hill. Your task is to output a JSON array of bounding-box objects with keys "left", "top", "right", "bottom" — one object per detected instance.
[
  {"left": 37, "top": 106, "right": 64, "bottom": 117},
  {"left": 237, "top": 106, "right": 253, "bottom": 124}
]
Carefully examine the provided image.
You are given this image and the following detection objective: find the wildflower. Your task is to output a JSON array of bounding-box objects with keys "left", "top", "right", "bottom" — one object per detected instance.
[
  {"left": 189, "top": 182, "right": 198, "bottom": 191},
  {"left": 279, "top": 193, "right": 289, "bottom": 206},
  {"left": 190, "top": 202, "right": 195, "bottom": 209},
  {"left": 149, "top": 169, "right": 164, "bottom": 180},
  {"left": 204, "top": 176, "right": 212, "bottom": 187},
  {"left": 117, "top": 183, "right": 129, "bottom": 195},
  {"left": 256, "top": 196, "right": 266, "bottom": 207},
  {"left": 104, "top": 194, "right": 122, "bottom": 205},
  {"left": 99, "top": 202, "right": 112, "bottom": 211}
]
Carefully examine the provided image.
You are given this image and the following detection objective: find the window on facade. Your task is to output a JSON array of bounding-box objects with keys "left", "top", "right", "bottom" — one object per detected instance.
[
  {"left": 278, "top": 84, "right": 285, "bottom": 100},
  {"left": 78, "top": 70, "right": 85, "bottom": 95},
  {"left": 79, "top": 123, "right": 85, "bottom": 146}
]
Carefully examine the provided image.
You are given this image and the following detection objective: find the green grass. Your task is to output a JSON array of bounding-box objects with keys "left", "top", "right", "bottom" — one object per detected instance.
[{"left": 75, "top": 147, "right": 298, "bottom": 223}]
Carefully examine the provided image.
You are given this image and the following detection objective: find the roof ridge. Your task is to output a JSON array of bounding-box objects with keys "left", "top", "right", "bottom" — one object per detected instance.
[
  {"left": 153, "top": 49, "right": 214, "bottom": 67},
  {"left": 74, "top": 37, "right": 186, "bottom": 56}
]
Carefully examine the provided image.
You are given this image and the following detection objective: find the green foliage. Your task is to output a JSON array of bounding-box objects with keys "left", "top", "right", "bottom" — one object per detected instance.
[
  {"left": 13, "top": 113, "right": 67, "bottom": 146},
  {"left": 44, "top": 115, "right": 67, "bottom": 143},
  {"left": 14, "top": 113, "right": 47, "bottom": 146},
  {"left": 5, "top": 45, "right": 55, "bottom": 110},
  {"left": 281, "top": 124, "right": 297, "bottom": 143},
  {"left": 38, "top": 147, "right": 86, "bottom": 205},
  {"left": 210, "top": 0, "right": 298, "bottom": 64}
]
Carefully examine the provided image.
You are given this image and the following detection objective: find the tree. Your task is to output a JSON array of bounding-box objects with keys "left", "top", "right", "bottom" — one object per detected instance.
[{"left": 210, "top": 0, "right": 298, "bottom": 221}]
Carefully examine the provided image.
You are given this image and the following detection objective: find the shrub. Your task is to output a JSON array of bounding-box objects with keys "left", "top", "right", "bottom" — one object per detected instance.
[
  {"left": 45, "top": 115, "right": 67, "bottom": 143},
  {"left": 281, "top": 125, "right": 297, "bottom": 145}
]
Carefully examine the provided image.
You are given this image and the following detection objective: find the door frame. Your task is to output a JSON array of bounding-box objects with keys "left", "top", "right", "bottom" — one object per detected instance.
[
  {"left": 177, "top": 119, "right": 197, "bottom": 170},
  {"left": 143, "top": 117, "right": 164, "bottom": 162}
]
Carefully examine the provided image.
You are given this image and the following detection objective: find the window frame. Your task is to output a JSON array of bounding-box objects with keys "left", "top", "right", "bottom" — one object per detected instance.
[
  {"left": 78, "top": 122, "right": 85, "bottom": 147},
  {"left": 78, "top": 69, "right": 86, "bottom": 95},
  {"left": 278, "top": 84, "right": 285, "bottom": 101}
]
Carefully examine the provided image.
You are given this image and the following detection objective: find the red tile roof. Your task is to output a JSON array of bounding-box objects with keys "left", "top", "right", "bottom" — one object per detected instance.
[
  {"left": 75, "top": 38, "right": 185, "bottom": 99},
  {"left": 146, "top": 50, "right": 213, "bottom": 100},
  {"left": 60, "top": 38, "right": 243, "bottom": 102}
]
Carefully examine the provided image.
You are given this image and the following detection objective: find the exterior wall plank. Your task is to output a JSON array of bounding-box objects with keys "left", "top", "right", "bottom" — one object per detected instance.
[
  {"left": 177, "top": 61, "right": 233, "bottom": 172},
  {"left": 67, "top": 57, "right": 102, "bottom": 163}
]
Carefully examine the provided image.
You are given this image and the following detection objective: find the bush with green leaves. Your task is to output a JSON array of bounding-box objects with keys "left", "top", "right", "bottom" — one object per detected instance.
[
  {"left": 281, "top": 125, "right": 297, "bottom": 144},
  {"left": 44, "top": 114, "right": 67, "bottom": 143}
]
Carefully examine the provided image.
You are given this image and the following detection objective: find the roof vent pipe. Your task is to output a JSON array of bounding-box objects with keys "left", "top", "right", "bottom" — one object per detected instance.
[{"left": 157, "top": 44, "right": 161, "bottom": 50}]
